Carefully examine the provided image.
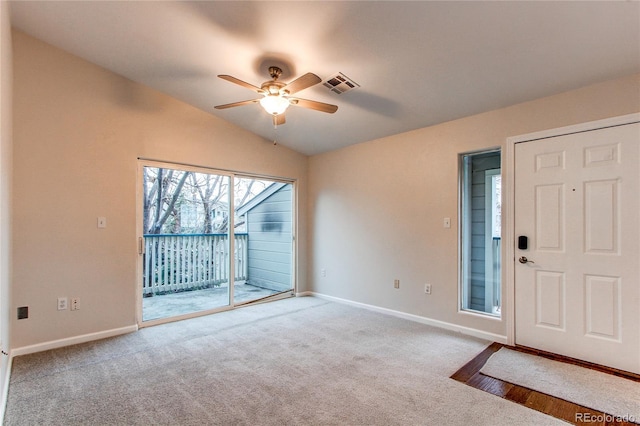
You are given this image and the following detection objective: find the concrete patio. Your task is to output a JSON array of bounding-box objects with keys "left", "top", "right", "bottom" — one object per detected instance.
[{"left": 142, "top": 282, "right": 284, "bottom": 321}]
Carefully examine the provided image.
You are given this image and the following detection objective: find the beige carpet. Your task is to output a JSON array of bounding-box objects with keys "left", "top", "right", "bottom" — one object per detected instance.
[
  {"left": 480, "top": 347, "right": 640, "bottom": 421},
  {"left": 5, "top": 297, "right": 565, "bottom": 425}
]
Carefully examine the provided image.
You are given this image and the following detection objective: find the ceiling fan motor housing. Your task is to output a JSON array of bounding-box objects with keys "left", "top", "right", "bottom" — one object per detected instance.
[{"left": 262, "top": 80, "right": 286, "bottom": 96}]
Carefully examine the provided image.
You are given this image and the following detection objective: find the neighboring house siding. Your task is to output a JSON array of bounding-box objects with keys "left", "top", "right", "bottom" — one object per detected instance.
[
  {"left": 245, "top": 185, "right": 292, "bottom": 291},
  {"left": 470, "top": 153, "right": 500, "bottom": 311}
]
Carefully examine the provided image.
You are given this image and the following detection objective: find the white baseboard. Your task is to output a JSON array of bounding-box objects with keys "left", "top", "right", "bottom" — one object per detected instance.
[
  {"left": 295, "top": 291, "right": 313, "bottom": 297},
  {"left": 11, "top": 324, "right": 139, "bottom": 357},
  {"left": 308, "top": 292, "right": 507, "bottom": 344}
]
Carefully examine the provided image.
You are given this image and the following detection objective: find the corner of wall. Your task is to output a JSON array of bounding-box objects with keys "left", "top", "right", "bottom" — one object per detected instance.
[{"left": 0, "top": 0, "right": 14, "bottom": 420}]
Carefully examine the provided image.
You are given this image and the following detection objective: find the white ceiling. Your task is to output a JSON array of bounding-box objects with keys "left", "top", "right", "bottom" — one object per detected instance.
[{"left": 9, "top": 1, "right": 640, "bottom": 155}]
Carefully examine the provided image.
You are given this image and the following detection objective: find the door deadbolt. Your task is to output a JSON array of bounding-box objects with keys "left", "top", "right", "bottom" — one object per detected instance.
[
  {"left": 518, "top": 256, "right": 534, "bottom": 264},
  {"left": 518, "top": 236, "right": 528, "bottom": 250}
]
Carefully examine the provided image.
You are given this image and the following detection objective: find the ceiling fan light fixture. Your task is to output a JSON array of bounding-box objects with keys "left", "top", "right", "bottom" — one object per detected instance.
[{"left": 260, "top": 95, "right": 290, "bottom": 115}]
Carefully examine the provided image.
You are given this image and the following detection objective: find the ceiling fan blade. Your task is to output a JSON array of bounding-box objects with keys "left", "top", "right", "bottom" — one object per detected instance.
[
  {"left": 273, "top": 114, "right": 286, "bottom": 126},
  {"left": 218, "top": 75, "right": 263, "bottom": 93},
  {"left": 282, "top": 73, "right": 321, "bottom": 95},
  {"left": 289, "top": 98, "right": 338, "bottom": 114},
  {"left": 214, "top": 99, "right": 260, "bottom": 109}
]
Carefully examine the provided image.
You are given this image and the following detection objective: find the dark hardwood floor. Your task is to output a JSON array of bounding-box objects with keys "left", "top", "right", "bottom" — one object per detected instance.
[{"left": 451, "top": 343, "right": 640, "bottom": 426}]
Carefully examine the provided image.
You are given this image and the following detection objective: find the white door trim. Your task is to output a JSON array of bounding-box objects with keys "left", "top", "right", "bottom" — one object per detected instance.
[{"left": 504, "top": 113, "right": 640, "bottom": 346}]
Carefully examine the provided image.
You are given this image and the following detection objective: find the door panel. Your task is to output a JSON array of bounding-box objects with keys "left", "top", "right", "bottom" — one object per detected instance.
[
  {"left": 584, "top": 180, "right": 618, "bottom": 253},
  {"left": 584, "top": 275, "right": 619, "bottom": 340},
  {"left": 140, "top": 165, "right": 232, "bottom": 322},
  {"left": 535, "top": 184, "right": 564, "bottom": 251},
  {"left": 514, "top": 122, "right": 639, "bottom": 373},
  {"left": 535, "top": 270, "right": 565, "bottom": 330},
  {"left": 233, "top": 179, "right": 294, "bottom": 305}
]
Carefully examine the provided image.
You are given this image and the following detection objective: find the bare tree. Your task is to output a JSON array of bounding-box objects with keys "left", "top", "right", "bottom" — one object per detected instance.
[
  {"left": 142, "top": 167, "right": 272, "bottom": 235},
  {"left": 186, "top": 173, "right": 227, "bottom": 233},
  {"left": 143, "top": 168, "right": 190, "bottom": 234}
]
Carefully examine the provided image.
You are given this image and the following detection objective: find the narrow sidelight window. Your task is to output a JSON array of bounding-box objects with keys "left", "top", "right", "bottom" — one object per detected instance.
[{"left": 460, "top": 149, "right": 501, "bottom": 316}]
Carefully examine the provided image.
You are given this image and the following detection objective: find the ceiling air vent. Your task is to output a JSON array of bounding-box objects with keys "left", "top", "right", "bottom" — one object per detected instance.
[{"left": 323, "top": 72, "right": 360, "bottom": 94}]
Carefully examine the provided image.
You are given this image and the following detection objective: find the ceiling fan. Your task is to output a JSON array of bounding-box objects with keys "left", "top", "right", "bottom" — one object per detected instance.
[{"left": 215, "top": 66, "right": 338, "bottom": 126}]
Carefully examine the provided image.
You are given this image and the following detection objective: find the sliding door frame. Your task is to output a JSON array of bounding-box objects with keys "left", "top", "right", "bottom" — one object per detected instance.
[{"left": 135, "top": 158, "right": 297, "bottom": 328}]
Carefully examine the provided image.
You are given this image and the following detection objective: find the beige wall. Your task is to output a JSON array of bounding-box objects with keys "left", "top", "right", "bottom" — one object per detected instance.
[
  {"left": 308, "top": 73, "right": 640, "bottom": 338},
  {"left": 12, "top": 31, "right": 309, "bottom": 349},
  {"left": 1, "top": 0, "right": 13, "bottom": 398}
]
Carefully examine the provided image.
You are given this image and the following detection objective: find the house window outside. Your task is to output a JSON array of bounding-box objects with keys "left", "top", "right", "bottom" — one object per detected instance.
[{"left": 460, "top": 149, "right": 501, "bottom": 317}]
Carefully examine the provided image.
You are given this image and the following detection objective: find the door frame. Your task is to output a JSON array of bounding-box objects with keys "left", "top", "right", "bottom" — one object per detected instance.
[
  {"left": 135, "top": 158, "right": 298, "bottom": 328},
  {"left": 503, "top": 113, "right": 640, "bottom": 346}
]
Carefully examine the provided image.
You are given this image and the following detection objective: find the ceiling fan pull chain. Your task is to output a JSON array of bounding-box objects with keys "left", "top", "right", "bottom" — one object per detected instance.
[{"left": 273, "top": 115, "right": 278, "bottom": 145}]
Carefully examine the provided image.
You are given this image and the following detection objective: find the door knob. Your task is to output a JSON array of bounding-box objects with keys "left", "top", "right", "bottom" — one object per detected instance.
[{"left": 518, "top": 256, "right": 534, "bottom": 264}]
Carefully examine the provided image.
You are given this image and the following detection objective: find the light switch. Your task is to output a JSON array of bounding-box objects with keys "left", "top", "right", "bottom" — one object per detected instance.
[
  {"left": 443, "top": 217, "right": 451, "bottom": 228},
  {"left": 97, "top": 217, "right": 107, "bottom": 229}
]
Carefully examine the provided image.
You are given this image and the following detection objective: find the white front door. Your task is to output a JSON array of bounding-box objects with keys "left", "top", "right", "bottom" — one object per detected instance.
[{"left": 514, "top": 122, "right": 640, "bottom": 374}]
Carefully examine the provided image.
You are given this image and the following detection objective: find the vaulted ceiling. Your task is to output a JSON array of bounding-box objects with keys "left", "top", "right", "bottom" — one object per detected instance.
[{"left": 9, "top": 1, "right": 640, "bottom": 155}]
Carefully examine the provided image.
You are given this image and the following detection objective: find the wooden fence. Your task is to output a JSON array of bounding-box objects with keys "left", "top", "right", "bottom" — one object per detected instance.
[{"left": 143, "top": 233, "right": 248, "bottom": 296}]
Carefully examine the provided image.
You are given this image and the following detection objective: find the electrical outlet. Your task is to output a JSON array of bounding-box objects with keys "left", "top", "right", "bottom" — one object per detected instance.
[
  {"left": 321, "top": 268, "right": 326, "bottom": 277},
  {"left": 394, "top": 279, "right": 400, "bottom": 289},
  {"left": 424, "top": 284, "right": 432, "bottom": 294},
  {"left": 17, "top": 306, "right": 28, "bottom": 320},
  {"left": 57, "top": 297, "right": 68, "bottom": 311},
  {"left": 71, "top": 297, "right": 80, "bottom": 311}
]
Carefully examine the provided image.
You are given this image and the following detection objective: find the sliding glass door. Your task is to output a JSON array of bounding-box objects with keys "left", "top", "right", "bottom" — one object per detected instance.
[
  {"left": 234, "top": 177, "right": 294, "bottom": 305},
  {"left": 138, "top": 161, "right": 294, "bottom": 324},
  {"left": 140, "top": 164, "right": 232, "bottom": 321}
]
